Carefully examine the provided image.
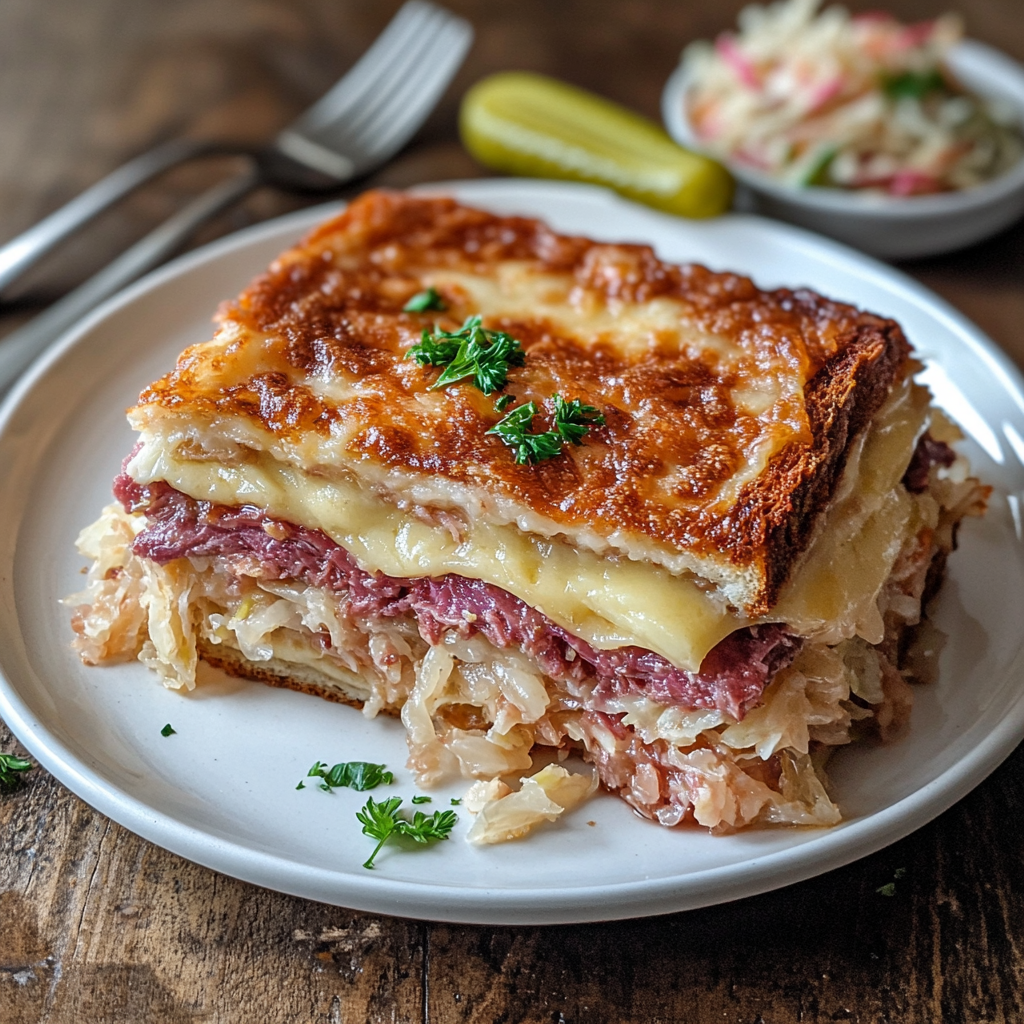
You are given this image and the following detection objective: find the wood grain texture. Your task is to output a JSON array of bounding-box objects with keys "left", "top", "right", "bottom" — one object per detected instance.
[{"left": 2, "top": 1, "right": 1024, "bottom": 1022}]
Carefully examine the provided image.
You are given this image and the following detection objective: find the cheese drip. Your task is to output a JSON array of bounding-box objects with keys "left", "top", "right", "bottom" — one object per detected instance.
[{"left": 129, "top": 377, "right": 931, "bottom": 672}]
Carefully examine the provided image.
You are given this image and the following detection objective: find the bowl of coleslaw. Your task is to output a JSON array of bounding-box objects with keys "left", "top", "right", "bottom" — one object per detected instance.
[{"left": 662, "top": 0, "right": 1024, "bottom": 258}]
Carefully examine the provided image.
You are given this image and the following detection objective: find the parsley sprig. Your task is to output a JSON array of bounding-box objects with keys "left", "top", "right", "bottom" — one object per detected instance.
[
  {"left": 403, "top": 287, "right": 446, "bottom": 313},
  {"left": 486, "top": 401, "right": 560, "bottom": 464},
  {"left": 876, "top": 866, "right": 907, "bottom": 897},
  {"left": 0, "top": 752, "right": 33, "bottom": 793},
  {"left": 882, "top": 69, "right": 945, "bottom": 100},
  {"left": 407, "top": 315, "right": 526, "bottom": 395},
  {"left": 356, "top": 796, "right": 458, "bottom": 869},
  {"left": 298, "top": 760, "right": 394, "bottom": 792},
  {"left": 551, "top": 394, "right": 606, "bottom": 444},
  {"left": 487, "top": 394, "right": 605, "bottom": 465}
]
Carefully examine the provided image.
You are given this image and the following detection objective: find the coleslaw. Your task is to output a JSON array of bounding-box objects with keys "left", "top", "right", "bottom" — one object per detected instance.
[{"left": 683, "top": 0, "right": 1023, "bottom": 194}]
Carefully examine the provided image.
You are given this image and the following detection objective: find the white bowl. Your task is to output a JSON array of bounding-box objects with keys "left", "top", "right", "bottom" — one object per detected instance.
[{"left": 662, "top": 39, "right": 1024, "bottom": 259}]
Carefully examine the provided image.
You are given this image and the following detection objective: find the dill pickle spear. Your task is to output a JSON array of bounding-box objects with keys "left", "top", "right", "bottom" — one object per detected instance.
[{"left": 459, "top": 72, "right": 733, "bottom": 219}]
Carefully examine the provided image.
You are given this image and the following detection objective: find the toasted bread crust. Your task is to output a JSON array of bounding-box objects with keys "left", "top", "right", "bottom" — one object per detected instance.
[
  {"left": 132, "top": 191, "right": 910, "bottom": 610},
  {"left": 734, "top": 321, "right": 911, "bottom": 613},
  {"left": 196, "top": 638, "right": 375, "bottom": 712}
]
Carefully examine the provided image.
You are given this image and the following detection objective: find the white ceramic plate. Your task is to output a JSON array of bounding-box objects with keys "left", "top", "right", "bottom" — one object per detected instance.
[{"left": 2, "top": 179, "right": 1023, "bottom": 926}]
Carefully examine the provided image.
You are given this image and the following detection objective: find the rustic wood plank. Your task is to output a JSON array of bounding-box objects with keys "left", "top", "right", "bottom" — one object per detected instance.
[
  {"left": 2, "top": 0, "right": 1024, "bottom": 1021},
  {"left": 427, "top": 741, "right": 1024, "bottom": 1024},
  {"left": 0, "top": 722, "right": 426, "bottom": 1023}
]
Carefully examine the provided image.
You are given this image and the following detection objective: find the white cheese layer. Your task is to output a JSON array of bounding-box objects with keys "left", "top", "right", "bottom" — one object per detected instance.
[
  {"left": 129, "top": 377, "right": 931, "bottom": 672},
  {"left": 130, "top": 441, "right": 741, "bottom": 669}
]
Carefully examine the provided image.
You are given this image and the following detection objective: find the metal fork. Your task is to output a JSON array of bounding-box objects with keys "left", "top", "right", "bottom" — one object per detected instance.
[{"left": 0, "top": 0, "right": 472, "bottom": 394}]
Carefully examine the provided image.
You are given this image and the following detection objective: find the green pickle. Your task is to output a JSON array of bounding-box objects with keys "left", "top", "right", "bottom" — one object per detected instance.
[{"left": 460, "top": 71, "right": 733, "bottom": 219}]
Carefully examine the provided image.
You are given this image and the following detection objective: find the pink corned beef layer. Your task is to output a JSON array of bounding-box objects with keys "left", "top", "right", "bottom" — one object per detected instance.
[
  {"left": 114, "top": 472, "right": 799, "bottom": 719},
  {"left": 903, "top": 436, "right": 955, "bottom": 493}
]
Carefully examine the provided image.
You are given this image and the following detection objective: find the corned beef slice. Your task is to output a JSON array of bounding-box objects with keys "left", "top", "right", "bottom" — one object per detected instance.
[
  {"left": 903, "top": 434, "right": 956, "bottom": 494},
  {"left": 114, "top": 473, "right": 798, "bottom": 719}
]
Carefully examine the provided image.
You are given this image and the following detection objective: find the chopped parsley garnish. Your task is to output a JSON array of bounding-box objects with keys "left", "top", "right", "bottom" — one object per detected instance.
[
  {"left": 407, "top": 332, "right": 461, "bottom": 368},
  {"left": 301, "top": 760, "right": 394, "bottom": 793},
  {"left": 882, "top": 68, "right": 945, "bottom": 99},
  {"left": 357, "top": 796, "right": 404, "bottom": 868},
  {"left": 160, "top": 723, "right": 176, "bottom": 737},
  {"left": 450, "top": 798, "right": 462, "bottom": 806},
  {"left": 487, "top": 394, "right": 606, "bottom": 465},
  {"left": 403, "top": 287, "right": 446, "bottom": 313},
  {"left": 356, "top": 796, "right": 458, "bottom": 869},
  {"left": 0, "top": 753, "right": 33, "bottom": 792},
  {"left": 411, "top": 795, "right": 432, "bottom": 804},
  {"left": 487, "top": 401, "right": 561, "bottom": 464},
  {"left": 494, "top": 393, "right": 515, "bottom": 413},
  {"left": 407, "top": 315, "right": 526, "bottom": 395},
  {"left": 551, "top": 394, "right": 606, "bottom": 444},
  {"left": 876, "top": 867, "right": 907, "bottom": 897}
]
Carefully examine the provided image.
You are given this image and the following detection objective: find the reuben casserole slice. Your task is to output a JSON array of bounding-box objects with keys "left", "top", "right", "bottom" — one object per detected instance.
[{"left": 68, "top": 191, "right": 987, "bottom": 833}]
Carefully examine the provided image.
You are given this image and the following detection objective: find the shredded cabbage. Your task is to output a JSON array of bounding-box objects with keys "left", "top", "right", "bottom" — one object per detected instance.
[
  {"left": 684, "top": 0, "right": 1022, "bottom": 192},
  {"left": 69, "top": 452, "right": 985, "bottom": 837},
  {"left": 467, "top": 765, "right": 598, "bottom": 845}
]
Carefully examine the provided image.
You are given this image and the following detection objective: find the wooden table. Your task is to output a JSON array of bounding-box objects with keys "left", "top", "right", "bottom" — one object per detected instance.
[{"left": 2, "top": 1, "right": 1023, "bottom": 1021}]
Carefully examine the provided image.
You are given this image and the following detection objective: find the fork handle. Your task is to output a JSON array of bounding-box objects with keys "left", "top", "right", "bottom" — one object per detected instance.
[
  {"left": 0, "top": 137, "right": 229, "bottom": 297},
  {"left": 0, "top": 162, "right": 261, "bottom": 397}
]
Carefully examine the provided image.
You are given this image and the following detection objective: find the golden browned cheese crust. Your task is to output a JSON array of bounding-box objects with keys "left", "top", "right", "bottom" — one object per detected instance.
[{"left": 134, "top": 190, "right": 909, "bottom": 613}]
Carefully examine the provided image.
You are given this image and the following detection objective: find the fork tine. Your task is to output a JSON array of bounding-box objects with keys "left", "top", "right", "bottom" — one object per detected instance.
[
  {"left": 277, "top": 0, "right": 472, "bottom": 181},
  {"left": 319, "top": 15, "right": 472, "bottom": 164},
  {"left": 294, "top": 4, "right": 433, "bottom": 133},
  {"left": 288, "top": 1, "right": 439, "bottom": 135},
  {"left": 366, "top": 28, "right": 471, "bottom": 153},
  {"left": 319, "top": 9, "right": 459, "bottom": 145},
  {"left": 348, "top": 23, "right": 472, "bottom": 160}
]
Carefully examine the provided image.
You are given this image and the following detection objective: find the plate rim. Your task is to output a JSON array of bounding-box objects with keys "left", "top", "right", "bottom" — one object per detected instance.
[{"left": 2, "top": 178, "right": 1023, "bottom": 925}]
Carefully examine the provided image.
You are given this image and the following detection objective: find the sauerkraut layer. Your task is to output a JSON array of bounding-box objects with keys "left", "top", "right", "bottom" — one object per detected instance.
[{"left": 66, "top": 439, "right": 986, "bottom": 833}]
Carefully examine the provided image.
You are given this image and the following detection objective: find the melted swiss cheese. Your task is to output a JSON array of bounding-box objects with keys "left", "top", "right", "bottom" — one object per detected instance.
[{"left": 130, "top": 376, "right": 930, "bottom": 672}]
